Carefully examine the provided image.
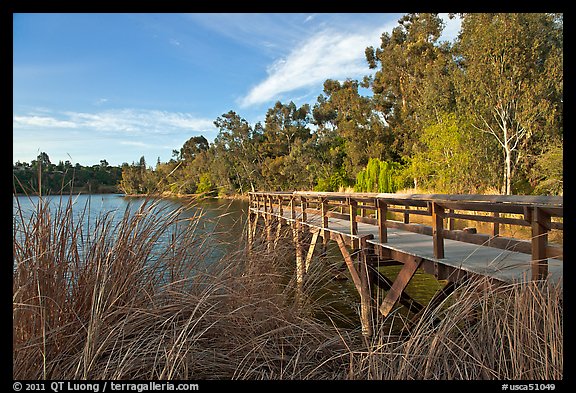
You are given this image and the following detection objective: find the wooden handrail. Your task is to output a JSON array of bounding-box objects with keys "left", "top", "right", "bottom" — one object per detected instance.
[{"left": 248, "top": 191, "right": 562, "bottom": 280}]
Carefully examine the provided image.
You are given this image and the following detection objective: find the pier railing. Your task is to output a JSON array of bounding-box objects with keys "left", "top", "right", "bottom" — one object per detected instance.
[{"left": 248, "top": 191, "right": 563, "bottom": 280}]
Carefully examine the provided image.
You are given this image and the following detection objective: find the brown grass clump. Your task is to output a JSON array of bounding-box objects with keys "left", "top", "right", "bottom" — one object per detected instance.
[
  {"left": 344, "top": 276, "right": 563, "bottom": 380},
  {"left": 13, "top": 194, "right": 562, "bottom": 380},
  {"left": 12, "top": 195, "right": 350, "bottom": 379}
]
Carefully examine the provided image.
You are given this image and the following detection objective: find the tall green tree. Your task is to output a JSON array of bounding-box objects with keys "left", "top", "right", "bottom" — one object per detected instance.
[
  {"left": 313, "top": 79, "right": 390, "bottom": 175},
  {"left": 454, "top": 13, "right": 563, "bottom": 194},
  {"left": 365, "top": 13, "right": 455, "bottom": 160},
  {"left": 213, "top": 111, "right": 264, "bottom": 193}
]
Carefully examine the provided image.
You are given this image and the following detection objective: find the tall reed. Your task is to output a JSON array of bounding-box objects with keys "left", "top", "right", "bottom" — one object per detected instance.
[{"left": 13, "top": 193, "right": 562, "bottom": 380}]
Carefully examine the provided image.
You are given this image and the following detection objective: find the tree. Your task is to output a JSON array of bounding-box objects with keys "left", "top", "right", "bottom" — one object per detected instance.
[
  {"left": 262, "top": 101, "right": 311, "bottom": 158},
  {"left": 407, "top": 113, "right": 499, "bottom": 193},
  {"left": 213, "top": 111, "right": 264, "bottom": 193},
  {"left": 454, "top": 13, "right": 563, "bottom": 194},
  {"left": 313, "top": 79, "right": 390, "bottom": 176},
  {"left": 365, "top": 13, "right": 455, "bottom": 160},
  {"left": 179, "top": 135, "right": 209, "bottom": 162}
]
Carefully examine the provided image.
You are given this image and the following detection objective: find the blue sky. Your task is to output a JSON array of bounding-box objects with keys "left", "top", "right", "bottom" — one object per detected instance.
[{"left": 13, "top": 13, "right": 461, "bottom": 167}]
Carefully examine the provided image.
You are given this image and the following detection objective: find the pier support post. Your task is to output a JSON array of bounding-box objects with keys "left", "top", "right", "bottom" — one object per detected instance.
[
  {"left": 305, "top": 230, "right": 321, "bottom": 275},
  {"left": 294, "top": 221, "right": 304, "bottom": 290},
  {"left": 335, "top": 234, "right": 374, "bottom": 337},
  {"left": 359, "top": 236, "right": 376, "bottom": 337},
  {"left": 247, "top": 211, "right": 256, "bottom": 254}
]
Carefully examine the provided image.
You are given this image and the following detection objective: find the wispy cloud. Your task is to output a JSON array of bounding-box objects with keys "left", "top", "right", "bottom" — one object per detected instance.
[
  {"left": 13, "top": 115, "right": 79, "bottom": 129},
  {"left": 13, "top": 109, "right": 216, "bottom": 136},
  {"left": 304, "top": 14, "right": 316, "bottom": 23},
  {"left": 119, "top": 140, "right": 155, "bottom": 148},
  {"left": 239, "top": 22, "right": 395, "bottom": 108},
  {"left": 94, "top": 98, "right": 109, "bottom": 106}
]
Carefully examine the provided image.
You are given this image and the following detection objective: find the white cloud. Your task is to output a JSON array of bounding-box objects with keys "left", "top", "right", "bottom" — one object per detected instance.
[
  {"left": 239, "top": 22, "right": 395, "bottom": 108},
  {"left": 13, "top": 115, "right": 78, "bottom": 129},
  {"left": 304, "top": 14, "right": 315, "bottom": 23},
  {"left": 119, "top": 140, "right": 154, "bottom": 148},
  {"left": 13, "top": 109, "right": 216, "bottom": 136},
  {"left": 94, "top": 98, "right": 109, "bottom": 106}
]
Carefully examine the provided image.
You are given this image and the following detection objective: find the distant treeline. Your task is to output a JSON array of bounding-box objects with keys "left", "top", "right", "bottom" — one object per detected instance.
[
  {"left": 13, "top": 153, "right": 123, "bottom": 195},
  {"left": 119, "top": 13, "right": 562, "bottom": 197}
]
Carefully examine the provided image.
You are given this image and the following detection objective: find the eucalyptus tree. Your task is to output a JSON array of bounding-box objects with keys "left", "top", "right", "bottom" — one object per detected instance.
[
  {"left": 365, "top": 13, "right": 455, "bottom": 160},
  {"left": 313, "top": 79, "right": 390, "bottom": 176},
  {"left": 212, "top": 111, "right": 264, "bottom": 193},
  {"left": 259, "top": 101, "right": 313, "bottom": 190},
  {"left": 454, "top": 13, "right": 563, "bottom": 194}
]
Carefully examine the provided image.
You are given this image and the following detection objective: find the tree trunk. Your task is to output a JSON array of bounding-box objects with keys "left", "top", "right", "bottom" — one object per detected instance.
[{"left": 505, "top": 147, "right": 512, "bottom": 195}]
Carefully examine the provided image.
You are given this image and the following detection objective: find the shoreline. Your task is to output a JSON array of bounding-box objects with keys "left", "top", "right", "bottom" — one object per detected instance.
[{"left": 122, "top": 191, "right": 250, "bottom": 201}]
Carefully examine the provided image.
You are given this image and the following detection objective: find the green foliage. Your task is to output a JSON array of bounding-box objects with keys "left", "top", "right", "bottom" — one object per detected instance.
[
  {"left": 531, "top": 141, "right": 563, "bottom": 195},
  {"left": 196, "top": 173, "right": 215, "bottom": 196},
  {"left": 314, "top": 167, "right": 350, "bottom": 192},
  {"left": 13, "top": 152, "right": 122, "bottom": 195},
  {"left": 354, "top": 158, "right": 405, "bottom": 193}
]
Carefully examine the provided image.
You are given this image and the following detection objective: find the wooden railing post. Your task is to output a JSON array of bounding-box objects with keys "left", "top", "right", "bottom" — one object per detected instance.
[
  {"left": 531, "top": 207, "right": 550, "bottom": 280},
  {"left": 448, "top": 209, "right": 455, "bottom": 231},
  {"left": 404, "top": 206, "right": 410, "bottom": 224},
  {"left": 431, "top": 202, "right": 445, "bottom": 259},
  {"left": 492, "top": 212, "right": 500, "bottom": 237},
  {"left": 300, "top": 196, "right": 308, "bottom": 223},
  {"left": 320, "top": 197, "right": 328, "bottom": 240},
  {"left": 349, "top": 198, "right": 358, "bottom": 249},
  {"left": 278, "top": 196, "right": 283, "bottom": 217},
  {"left": 270, "top": 195, "right": 276, "bottom": 214},
  {"left": 376, "top": 199, "right": 388, "bottom": 259}
]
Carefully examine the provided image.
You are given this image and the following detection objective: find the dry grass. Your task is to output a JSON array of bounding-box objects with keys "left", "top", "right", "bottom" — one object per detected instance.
[
  {"left": 13, "top": 194, "right": 562, "bottom": 380},
  {"left": 347, "top": 277, "right": 563, "bottom": 380}
]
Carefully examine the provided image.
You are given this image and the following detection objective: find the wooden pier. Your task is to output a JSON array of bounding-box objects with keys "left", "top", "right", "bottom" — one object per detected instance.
[{"left": 247, "top": 191, "right": 563, "bottom": 336}]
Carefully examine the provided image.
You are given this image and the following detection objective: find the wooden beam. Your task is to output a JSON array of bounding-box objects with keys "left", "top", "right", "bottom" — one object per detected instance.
[
  {"left": 335, "top": 234, "right": 363, "bottom": 295},
  {"left": 359, "top": 236, "right": 375, "bottom": 337},
  {"left": 377, "top": 199, "right": 388, "bottom": 259},
  {"left": 531, "top": 207, "right": 550, "bottom": 280},
  {"left": 431, "top": 202, "right": 445, "bottom": 259},
  {"left": 273, "top": 218, "right": 282, "bottom": 250},
  {"left": 379, "top": 256, "right": 423, "bottom": 317},
  {"left": 349, "top": 199, "right": 358, "bottom": 249},
  {"left": 300, "top": 196, "right": 308, "bottom": 223},
  {"left": 320, "top": 198, "right": 329, "bottom": 250},
  {"left": 448, "top": 208, "right": 455, "bottom": 231},
  {"left": 294, "top": 222, "right": 304, "bottom": 287},
  {"left": 492, "top": 211, "right": 500, "bottom": 236},
  {"left": 305, "top": 230, "right": 320, "bottom": 273},
  {"left": 373, "top": 270, "right": 424, "bottom": 314}
]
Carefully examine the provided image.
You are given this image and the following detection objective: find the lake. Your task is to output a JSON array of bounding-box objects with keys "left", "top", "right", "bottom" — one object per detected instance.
[{"left": 13, "top": 193, "right": 444, "bottom": 329}]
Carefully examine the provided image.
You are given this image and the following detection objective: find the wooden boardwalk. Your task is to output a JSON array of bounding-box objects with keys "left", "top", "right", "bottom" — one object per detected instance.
[
  {"left": 247, "top": 191, "right": 563, "bottom": 336},
  {"left": 278, "top": 209, "right": 562, "bottom": 284}
]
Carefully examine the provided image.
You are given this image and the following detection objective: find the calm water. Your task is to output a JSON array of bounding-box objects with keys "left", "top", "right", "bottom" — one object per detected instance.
[
  {"left": 13, "top": 194, "right": 250, "bottom": 265},
  {"left": 13, "top": 193, "right": 442, "bottom": 329}
]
